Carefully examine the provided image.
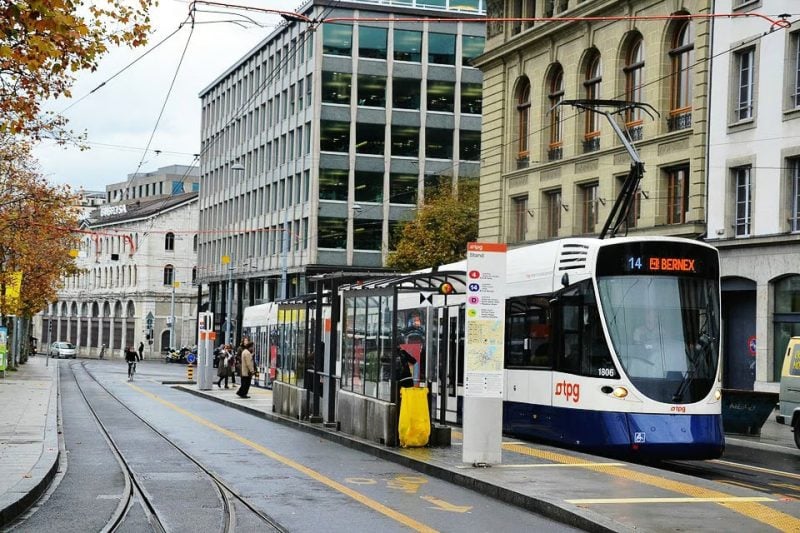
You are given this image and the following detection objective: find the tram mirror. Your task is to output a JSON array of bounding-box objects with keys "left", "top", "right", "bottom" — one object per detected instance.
[
  {"left": 561, "top": 273, "right": 570, "bottom": 287},
  {"left": 523, "top": 338, "right": 530, "bottom": 350}
]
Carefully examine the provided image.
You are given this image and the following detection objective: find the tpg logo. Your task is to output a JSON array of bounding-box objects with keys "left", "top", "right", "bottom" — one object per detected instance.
[{"left": 554, "top": 380, "right": 580, "bottom": 403}]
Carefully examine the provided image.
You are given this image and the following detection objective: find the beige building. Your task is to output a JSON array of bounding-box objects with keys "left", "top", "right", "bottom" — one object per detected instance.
[{"left": 474, "top": 0, "right": 710, "bottom": 244}]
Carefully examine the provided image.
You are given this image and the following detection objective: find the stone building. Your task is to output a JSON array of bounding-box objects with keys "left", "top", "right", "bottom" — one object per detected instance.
[
  {"left": 474, "top": 0, "right": 710, "bottom": 243},
  {"left": 37, "top": 189, "right": 199, "bottom": 359}
]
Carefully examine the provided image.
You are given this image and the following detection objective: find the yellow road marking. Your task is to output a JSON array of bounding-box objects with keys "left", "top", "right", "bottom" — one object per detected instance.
[
  {"left": 421, "top": 495, "right": 472, "bottom": 513},
  {"left": 454, "top": 431, "right": 800, "bottom": 530},
  {"left": 710, "top": 459, "right": 800, "bottom": 481},
  {"left": 567, "top": 497, "right": 774, "bottom": 505},
  {"left": 128, "top": 383, "right": 437, "bottom": 533}
]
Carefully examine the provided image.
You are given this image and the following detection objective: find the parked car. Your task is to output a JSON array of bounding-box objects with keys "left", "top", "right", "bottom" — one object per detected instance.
[{"left": 49, "top": 342, "right": 77, "bottom": 359}]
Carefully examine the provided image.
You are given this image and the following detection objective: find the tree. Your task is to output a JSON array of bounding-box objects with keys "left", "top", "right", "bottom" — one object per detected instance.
[
  {"left": 0, "top": 0, "right": 156, "bottom": 139},
  {"left": 387, "top": 179, "right": 479, "bottom": 271},
  {"left": 0, "top": 136, "right": 79, "bottom": 320}
]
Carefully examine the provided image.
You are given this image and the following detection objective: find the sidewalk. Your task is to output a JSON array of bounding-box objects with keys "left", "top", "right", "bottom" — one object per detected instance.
[
  {"left": 0, "top": 356, "right": 59, "bottom": 527},
  {"left": 178, "top": 384, "right": 800, "bottom": 533}
]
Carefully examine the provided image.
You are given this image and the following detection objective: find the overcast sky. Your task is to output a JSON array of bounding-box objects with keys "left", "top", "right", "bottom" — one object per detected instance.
[{"left": 33, "top": 0, "right": 285, "bottom": 192}]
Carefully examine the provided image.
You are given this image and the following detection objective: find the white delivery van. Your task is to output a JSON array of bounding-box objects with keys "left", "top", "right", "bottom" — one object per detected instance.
[{"left": 777, "top": 336, "right": 800, "bottom": 449}]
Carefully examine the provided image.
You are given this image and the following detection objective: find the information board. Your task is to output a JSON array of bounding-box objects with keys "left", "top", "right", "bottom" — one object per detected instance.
[{"left": 464, "top": 242, "right": 506, "bottom": 398}]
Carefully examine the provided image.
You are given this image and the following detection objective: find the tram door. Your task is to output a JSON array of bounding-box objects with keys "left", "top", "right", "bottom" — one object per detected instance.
[{"left": 433, "top": 304, "right": 464, "bottom": 424}]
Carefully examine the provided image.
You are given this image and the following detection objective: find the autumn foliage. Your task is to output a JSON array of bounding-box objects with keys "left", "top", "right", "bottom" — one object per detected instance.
[
  {"left": 387, "top": 179, "right": 479, "bottom": 272},
  {"left": 0, "top": 0, "right": 156, "bottom": 139},
  {"left": 0, "top": 137, "right": 79, "bottom": 317}
]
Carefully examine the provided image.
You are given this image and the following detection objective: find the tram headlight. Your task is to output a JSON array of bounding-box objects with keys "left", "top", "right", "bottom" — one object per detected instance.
[
  {"left": 714, "top": 388, "right": 721, "bottom": 401},
  {"left": 611, "top": 386, "right": 628, "bottom": 398}
]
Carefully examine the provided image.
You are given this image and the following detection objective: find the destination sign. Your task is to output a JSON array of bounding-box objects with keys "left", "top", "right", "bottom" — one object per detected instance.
[{"left": 596, "top": 241, "right": 719, "bottom": 279}]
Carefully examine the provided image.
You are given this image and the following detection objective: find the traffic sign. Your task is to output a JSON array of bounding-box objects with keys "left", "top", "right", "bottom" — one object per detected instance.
[
  {"left": 146, "top": 311, "right": 154, "bottom": 329},
  {"left": 186, "top": 353, "right": 197, "bottom": 364}
]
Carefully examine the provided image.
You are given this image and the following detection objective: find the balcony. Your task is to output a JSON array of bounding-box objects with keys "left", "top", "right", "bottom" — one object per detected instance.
[
  {"left": 625, "top": 124, "right": 643, "bottom": 142},
  {"left": 547, "top": 144, "right": 563, "bottom": 162},
  {"left": 582, "top": 134, "right": 600, "bottom": 154},
  {"left": 667, "top": 109, "right": 692, "bottom": 132}
]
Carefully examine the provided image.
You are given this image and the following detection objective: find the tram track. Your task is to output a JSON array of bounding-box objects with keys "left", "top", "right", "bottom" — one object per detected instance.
[
  {"left": 69, "top": 361, "right": 286, "bottom": 533},
  {"left": 659, "top": 453, "right": 800, "bottom": 501}
]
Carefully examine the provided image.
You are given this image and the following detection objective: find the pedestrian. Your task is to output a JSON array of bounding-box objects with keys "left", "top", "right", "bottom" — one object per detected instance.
[
  {"left": 216, "top": 344, "right": 233, "bottom": 389},
  {"left": 124, "top": 345, "right": 137, "bottom": 380},
  {"left": 236, "top": 340, "right": 255, "bottom": 398},
  {"left": 395, "top": 346, "right": 416, "bottom": 389},
  {"left": 137, "top": 341, "right": 144, "bottom": 362},
  {"left": 99, "top": 343, "right": 106, "bottom": 359},
  {"left": 228, "top": 344, "right": 237, "bottom": 386}
]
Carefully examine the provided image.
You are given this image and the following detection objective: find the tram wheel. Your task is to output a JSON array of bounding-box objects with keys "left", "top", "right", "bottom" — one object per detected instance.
[{"left": 794, "top": 417, "right": 800, "bottom": 449}]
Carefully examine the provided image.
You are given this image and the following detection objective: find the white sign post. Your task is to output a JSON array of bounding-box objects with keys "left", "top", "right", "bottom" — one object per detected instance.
[
  {"left": 197, "top": 312, "right": 215, "bottom": 390},
  {"left": 462, "top": 242, "right": 507, "bottom": 465}
]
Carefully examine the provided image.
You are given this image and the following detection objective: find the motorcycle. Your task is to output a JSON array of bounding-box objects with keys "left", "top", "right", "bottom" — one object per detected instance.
[{"left": 164, "top": 345, "right": 198, "bottom": 364}]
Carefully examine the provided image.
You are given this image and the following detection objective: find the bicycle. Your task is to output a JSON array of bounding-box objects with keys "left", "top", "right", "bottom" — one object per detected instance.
[{"left": 128, "top": 360, "right": 137, "bottom": 381}]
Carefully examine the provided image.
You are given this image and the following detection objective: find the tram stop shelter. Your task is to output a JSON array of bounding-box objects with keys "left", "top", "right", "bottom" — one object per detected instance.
[{"left": 335, "top": 270, "right": 466, "bottom": 446}]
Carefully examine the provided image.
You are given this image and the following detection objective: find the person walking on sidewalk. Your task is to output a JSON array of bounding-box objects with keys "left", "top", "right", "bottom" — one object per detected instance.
[
  {"left": 137, "top": 341, "right": 144, "bottom": 361},
  {"left": 125, "top": 346, "right": 137, "bottom": 381},
  {"left": 216, "top": 344, "right": 233, "bottom": 389},
  {"left": 236, "top": 341, "right": 255, "bottom": 398}
]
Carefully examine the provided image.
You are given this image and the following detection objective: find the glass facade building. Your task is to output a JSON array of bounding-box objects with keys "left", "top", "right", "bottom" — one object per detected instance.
[{"left": 197, "top": 0, "right": 485, "bottom": 340}]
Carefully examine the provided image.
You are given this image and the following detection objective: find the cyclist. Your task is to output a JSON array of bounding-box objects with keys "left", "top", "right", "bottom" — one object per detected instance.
[{"left": 125, "top": 345, "right": 137, "bottom": 381}]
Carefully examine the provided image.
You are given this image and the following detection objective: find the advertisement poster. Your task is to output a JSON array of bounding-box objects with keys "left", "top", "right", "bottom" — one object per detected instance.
[
  {"left": 0, "top": 326, "right": 7, "bottom": 372},
  {"left": 464, "top": 242, "right": 507, "bottom": 398}
]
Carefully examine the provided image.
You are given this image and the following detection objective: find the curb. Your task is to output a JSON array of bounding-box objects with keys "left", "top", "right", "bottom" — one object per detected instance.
[
  {"left": 175, "top": 386, "right": 629, "bottom": 533},
  {"left": 0, "top": 365, "right": 61, "bottom": 527}
]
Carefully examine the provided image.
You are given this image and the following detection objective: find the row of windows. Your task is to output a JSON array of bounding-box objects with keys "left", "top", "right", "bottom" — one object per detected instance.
[
  {"left": 62, "top": 266, "right": 139, "bottom": 291},
  {"left": 323, "top": 24, "right": 484, "bottom": 66},
  {"left": 513, "top": 20, "right": 694, "bottom": 164},
  {"left": 320, "top": 121, "right": 480, "bottom": 161},
  {"left": 509, "top": 165, "right": 690, "bottom": 242},
  {"left": 322, "top": 72, "right": 482, "bottom": 114},
  {"left": 44, "top": 300, "right": 135, "bottom": 318},
  {"left": 200, "top": 171, "right": 311, "bottom": 236},
  {"left": 319, "top": 170, "right": 423, "bottom": 204},
  {"left": 108, "top": 180, "right": 198, "bottom": 203},
  {"left": 200, "top": 220, "right": 309, "bottom": 272},
  {"left": 202, "top": 80, "right": 313, "bottom": 164},
  {"left": 202, "top": 31, "right": 313, "bottom": 131},
  {"left": 204, "top": 124, "right": 312, "bottom": 195}
]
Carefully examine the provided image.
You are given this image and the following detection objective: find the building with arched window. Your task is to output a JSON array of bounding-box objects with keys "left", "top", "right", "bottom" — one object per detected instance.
[
  {"left": 475, "top": 0, "right": 710, "bottom": 244},
  {"left": 35, "top": 187, "right": 200, "bottom": 358}
]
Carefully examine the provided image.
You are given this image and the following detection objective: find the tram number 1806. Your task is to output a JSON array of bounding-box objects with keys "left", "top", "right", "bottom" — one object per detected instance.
[{"left": 597, "top": 367, "right": 617, "bottom": 378}]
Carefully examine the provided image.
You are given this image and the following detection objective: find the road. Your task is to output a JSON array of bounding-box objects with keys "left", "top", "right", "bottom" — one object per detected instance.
[{"left": 10, "top": 360, "right": 577, "bottom": 532}]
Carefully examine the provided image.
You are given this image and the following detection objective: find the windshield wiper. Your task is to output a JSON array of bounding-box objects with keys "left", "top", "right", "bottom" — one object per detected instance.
[{"left": 672, "top": 332, "right": 713, "bottom": 403}]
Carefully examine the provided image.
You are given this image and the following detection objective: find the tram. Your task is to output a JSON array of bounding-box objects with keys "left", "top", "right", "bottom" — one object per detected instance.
[{"left": 476, "top": 235, "right": 723, "bottom": 460}]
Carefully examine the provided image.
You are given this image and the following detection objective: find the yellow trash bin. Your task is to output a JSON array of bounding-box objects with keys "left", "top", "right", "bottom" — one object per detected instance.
[{"left": 399, "top": 386, "right": 431, "bottom": 448}]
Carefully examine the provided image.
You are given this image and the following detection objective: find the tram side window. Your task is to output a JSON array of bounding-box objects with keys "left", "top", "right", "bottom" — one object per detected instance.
[
  {"left": 557, "top": 279, "right": 617, "bottom": 378},
  {"left": 505, "top": 296, "right": 552, "bottom": 368}
]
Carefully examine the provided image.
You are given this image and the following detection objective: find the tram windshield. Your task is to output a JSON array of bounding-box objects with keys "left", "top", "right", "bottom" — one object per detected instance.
[{"left": 595, "top": 242, "right": 720, "bottom": 404}]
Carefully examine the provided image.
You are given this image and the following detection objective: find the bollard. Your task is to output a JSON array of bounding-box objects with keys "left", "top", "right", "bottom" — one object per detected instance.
[{"left": 187, "top": 363, "right": 194, "bottom": 381}]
